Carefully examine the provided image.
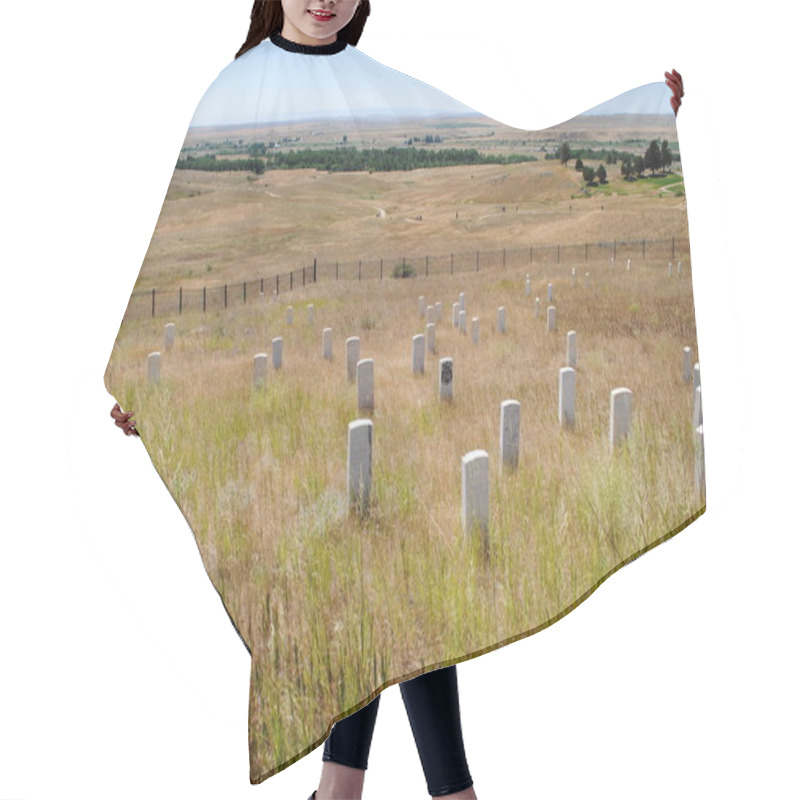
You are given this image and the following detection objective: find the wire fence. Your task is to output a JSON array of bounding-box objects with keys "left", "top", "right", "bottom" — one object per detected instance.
[{"left": 123, "top": 236, "right": 690, "bottom": 321}]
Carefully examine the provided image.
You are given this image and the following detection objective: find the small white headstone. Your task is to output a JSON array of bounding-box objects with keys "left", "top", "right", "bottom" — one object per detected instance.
[
  {"left": 570, "top": 268, "right": 576, "bottom": 289},
  {"left": 626, "top": 258, "right": 631, "bottom": 272},
  {"left": 426, "top": 304, "right": 435, "bottom": 324},
  {"left": 434, "top": 301, "right": 443, "bottom": 322},
  {"left": 412, "top": 334, "right": 425, "bottom": 374},
  {"left": 584, "top": 272, "right": 589, "bottom": 290},
  {"left": 426, "top": 323, "right": 436, "bottom": 354},
  {"left": 346, "top": 337, "right": 360, "bottom": 383},
  {"left": 472, "top": 317, "right": 480, "bottom": 345},
  {"left": 498, "top": 307, "right": 506, "bottom": 334},
  {"left": 439, "top": 358, "right": 454, "bottom": 402},
  {"left": 459, "top": 309, "right": 467, "bottom": 335},
  {"left": 164, "top": 323, "right": 176, "bottom": 351},
  {"left": 147, "top": 352, "right": 161, "bottom": 384},
  {"left": 668, "top": 261, "right": 673, "bottom": 277},
  {"left": 286, "top": 306, "right": 294, "bottom": 326},
  {"left": 547, "top": 306, "right": 556, "bottom": 332},
  {"left": 566, "top": 330, "right": 577, "bottom": 369},
  {"left": 500, "top": 400, "right": 521, "bottom": 470},
  {"left": 419, "top": 296, "right": 426, "bottom": 318},
  {"left": 559, "top": 367, "right": 576, "bottom": 429},
  {"left": 452, "top": 302, "right": 460, "bottom": 327},
  {"left": 462, "top": 450, "right": 489, "bottom": 540},
  {"left": 253, "top": 353, "right": 268, "bottom": 388},
  {"left": 694, "top": 424, "right": 705, "bottom": 503},
  {"left": 525, "top": 275, "right": 531, "bottom": 296},
  {"left": 534, "top": 297, "right": 541, "bottom": 319},
  {"left": 683, "top": 347, "right": 693, "bottom": 383},
  {"left": 307, "top": 303, "right": 314, "bottom": 324},
  {"left": 459, "top": 292, "right": 466, "bottom": 313},
  {"left": 347, "top": 419, "right": 373, "bottom": 515},
  {"left": 357, "top": 359, "right": 374, "bottom": 411},
  {"left": 678, "top": 260, "right": 683, "bottom": 276},
  {"left": 693, "top": 385, "right": 703, "bottom": 428},
  {"left": 547, "top": 282, "right": 554, "bottom": 303},
  {"left": 322, "top": 327, "right": 333, "bottom": 360},
  {"left": 272, "top": 337, "right": 283, "bottom": 370},
  {"left": 693, "top": 362, "right": 701, "bottom": 393},
  {"left": 609, "top": 387, "right": 633, "bottom": 447}
]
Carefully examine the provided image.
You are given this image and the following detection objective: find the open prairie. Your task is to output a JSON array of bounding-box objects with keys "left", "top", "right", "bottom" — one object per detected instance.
[{"left": 135, "top": 113, "right": 686, "bottom": 292}]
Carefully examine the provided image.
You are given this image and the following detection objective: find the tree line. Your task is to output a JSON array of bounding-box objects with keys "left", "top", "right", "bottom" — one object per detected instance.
[{"left": 176, "top": 147, "right": 538, "bottom": 175}]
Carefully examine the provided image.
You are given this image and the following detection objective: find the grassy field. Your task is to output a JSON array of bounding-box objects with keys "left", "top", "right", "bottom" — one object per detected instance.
[{"left": 106, "top": 254, "right": 703, "bottom": 781}]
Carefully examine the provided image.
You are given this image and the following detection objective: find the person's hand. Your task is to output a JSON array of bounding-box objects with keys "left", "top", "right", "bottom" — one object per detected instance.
[
  {"left": 111, "top": 403, "right": 139, "bottom": 437},
  {"left": 665, "top": 69, "right": 683, "bottom": 115}
]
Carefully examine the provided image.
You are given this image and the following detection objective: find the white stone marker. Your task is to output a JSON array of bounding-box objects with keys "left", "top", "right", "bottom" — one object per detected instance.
[
  {"left": 626, "top": 258, "right": 631, "bottom": 272},
  {"left": 547, "top": 305, "right": 556, "bottom": 332},
  {"left": 164, "top": 323, "right": 176, "bottom": 351},
  {"left": 322, "top": 327, "right": 333, "bottom": 360},
  {"left": 559, "top": 367, "right": 576, "bottom": 429},
  {"left": 584, "top": 272, "right": 589, "bottom": 290},
  {"left": 668, "top": 261, "right": 673, "bottom": 277},
  {"left": 147, "top": 352, "right": 161, "bottom": 384},
  {"left": 434, "top": 302, "right": 443, "bottom": 322},
  {"left": 498, "top": 306, "right": 506, "bottom": 334},
  {"left": 426, "top": 322, "right": 436, "bottom": 354},
  {"left": 357, "top": 359, "right": 374, "bottom": 411},
  {"left": 462, "top": 450, "right": 489, "bottom": 538},
  {"left": 452, "top": 302, "right": 460, "bottom": 327},
  {"left": 693, "top": 385, "right": 703, "bottom": 428},
  {"left": 412, "top": 334, "right": 425, "bottom": 375},
  {"left": 683, "top": 347, "right": 693, "bottom": 383},
  {"left": 253, "top": 353, "right": 268, "bottom": 388},
  {"left": 694, "top": 425, "right": 705, "bottom": 502},
  {"left": 693, "top": 362, "right": 701, "bottom": 393},
  {"left": 566, "top": 330, "right": 577, "bottom": 369},
  {"left": 286, "top": 305, "right": 294, "bottom": 326},
  {"left": 678, "top": 260, "right": 683, "bottom": 276},
  {"left": 609, "top": 388, "right": 634, "bottom": 447},
  {"left": 419, "top": 296, "right": 426, "bottom": 318},
  {"left": 459, "top": 292, "right": 466, "bottom": 312},
  {"left": 426, "top": 304, "right": 435, "bottom": 324},
  {"left": 439, "top": 358, "right": 454, "bottom": 402},
  {"left": 547, "top": 282, "right": 554, "bottom": 303},
  {"left": 307, "top": 303, "right": 314, "bottom": 324},
  {"left": 571, "top": 268, "right": 576, "bottom": 288},
  {"left": 534, "top": 297, "right": 541, "bottom": 319},
  {"left": 500, "top": 400, "right": 521, "bottom": 470},
  {"left": 272, "top": 337, "right": 283, "bottom": 370},
  {"left": 347, "top": 419, "right": 373, "bottom": 515},
  {"left": 346, "top": 337, "right": 360, "bottom": 383},
  {"left": 472, "top": 317, "right": 480, "bottom": 345},
  {"left": 525, "top": 274, "right": 531, "bottom": 296},
  {"left": 459, "top": 309, "right": 467, "bottom": 334}
]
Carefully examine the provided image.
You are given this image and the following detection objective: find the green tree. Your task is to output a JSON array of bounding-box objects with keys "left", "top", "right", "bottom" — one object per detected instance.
[
  {"left": 660, "top": 139, "right": 672, "bottom": 171},
  {"left": 620, "top": 154, "right": 634, "bottom": 180},
  {"left": 558, "top": 142, "right": 572, "bottom": 165},
  {"left": 582, "top": 166, "right": 596, "bottom": 185},
  {"left": 596, "top": 163, "right": 607, "bottom": 183},
  {"left": 575, "top": 157, "right": 584, "bottom": 171},
  {"left": 645, "top": 139, "right": 662, "bottom": 175},
  {"left": 634, "top": 155, "right": 646, "bottom": 177}
]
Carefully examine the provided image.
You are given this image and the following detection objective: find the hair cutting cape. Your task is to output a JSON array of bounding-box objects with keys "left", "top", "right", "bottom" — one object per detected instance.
[{"left": 105, "top": 33, "right": 704, "bottom": 784}]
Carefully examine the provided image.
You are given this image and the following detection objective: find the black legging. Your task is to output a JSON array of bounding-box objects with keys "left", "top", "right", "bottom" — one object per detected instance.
[{"left": 323, "top": 665, "right": 473, "bottom": 797}]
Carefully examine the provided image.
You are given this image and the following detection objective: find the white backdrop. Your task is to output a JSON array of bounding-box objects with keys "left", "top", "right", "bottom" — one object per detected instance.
[{"left": 2, "top": 2, "right": 797, "bottom": 798}]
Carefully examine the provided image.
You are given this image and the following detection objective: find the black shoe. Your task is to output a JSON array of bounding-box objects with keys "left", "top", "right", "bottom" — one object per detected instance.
[{"left": 307, "top": 792, "right": 316, "bottom": 800}]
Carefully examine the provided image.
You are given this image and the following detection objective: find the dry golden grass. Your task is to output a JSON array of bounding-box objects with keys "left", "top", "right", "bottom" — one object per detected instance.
[{"left": 106, "top": 254, "right": 703, "bottom": 781}]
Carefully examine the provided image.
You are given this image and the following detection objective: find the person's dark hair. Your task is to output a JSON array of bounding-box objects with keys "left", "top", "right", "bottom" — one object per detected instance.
[{"left": 236, "top": 1, "right": 371, "bottom": 58}]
